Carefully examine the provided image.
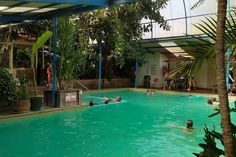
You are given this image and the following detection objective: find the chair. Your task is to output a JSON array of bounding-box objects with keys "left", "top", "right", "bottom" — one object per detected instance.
[{"left": 151, "top": 77, "right": 159, "bottom": 88}]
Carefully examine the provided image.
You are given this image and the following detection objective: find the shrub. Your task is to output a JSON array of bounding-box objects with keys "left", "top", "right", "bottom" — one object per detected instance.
[
  {"left": 15, "top": 75, "right": 29, "bottom": 101},
  {"left": 0, "top": 68, "right": 16, "bottom": 106}
]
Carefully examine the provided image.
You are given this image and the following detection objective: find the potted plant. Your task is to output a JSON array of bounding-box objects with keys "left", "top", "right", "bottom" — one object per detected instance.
[
  {"left": 30, "top": 31, "right": 53, "bottom": 111},
  {"left": 11, "top": 75, "right": 30, "bottom": 113},
  {"left": 0, "top": 68, "right": 16, "bottom": 112}
]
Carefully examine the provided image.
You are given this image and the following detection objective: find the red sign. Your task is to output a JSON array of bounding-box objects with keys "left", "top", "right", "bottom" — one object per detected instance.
[{"left": 65, "top": 92, "right": 77, "bottom": 102}]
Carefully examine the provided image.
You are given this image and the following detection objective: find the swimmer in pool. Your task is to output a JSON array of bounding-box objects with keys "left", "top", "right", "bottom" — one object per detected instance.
[
  {"left": 171, "top": 120, "right": 195, "bottom": 132},
  {"left": 103, "top": 96, "right": 122, "bottom": 104},
  {"left": 207, "top": 97, "right": 220, "bottom": 109},
  {"left": 186, "top": 119, "right": 193, "bottom": 129},
  {"left": 146, "top": 90, "right": 155, "bottom": 96},
  {"left": 89, "top": 100, "right": 96, "bottom": 106}
]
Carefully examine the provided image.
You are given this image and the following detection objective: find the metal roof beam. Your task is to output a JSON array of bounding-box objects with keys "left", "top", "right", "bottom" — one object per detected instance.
[{"left": 5, "top": 0, "right": 108, "bottom": 6}]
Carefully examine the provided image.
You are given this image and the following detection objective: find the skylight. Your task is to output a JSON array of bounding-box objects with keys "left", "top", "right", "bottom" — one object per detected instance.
[
  {"left": 159, "top": 41, "right": 192, "bottom": 58},
  {"left": 0, "top": 6, "right": 8, "bottom": 11},
  {"left": 3, "top": 7, "right": 37, "bottom": 12},
  {"left": 31, "top": 8, "right": 57, "bottom": 13}
]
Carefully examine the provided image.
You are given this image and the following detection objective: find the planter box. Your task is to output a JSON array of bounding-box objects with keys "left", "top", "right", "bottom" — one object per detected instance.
[{"left": 44, "top": 89, "right": 82, "bottom": 107}]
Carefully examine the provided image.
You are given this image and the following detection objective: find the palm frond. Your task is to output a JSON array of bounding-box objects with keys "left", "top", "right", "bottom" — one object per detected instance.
[{"left": 191, "top": 0, "right": 206, "bottom": 10}]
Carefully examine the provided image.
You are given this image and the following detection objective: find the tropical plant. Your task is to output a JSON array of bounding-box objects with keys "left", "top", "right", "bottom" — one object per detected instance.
[
  {"left": 15, "top": 75, "right": 29, "bottom": 101},
  {"left": 214, "top": 0, "right": 235, "bottom": 156},
  {"left": 169, "top": 10, "right": 236, "bottom": 79},
  {"left": 0, "top": 68, "right": 16, "bottom": 107},
  {"left": 179, "top": 0, "right": 236, "bottom": 156},
  {"left": 74, "top": 0, "right": 170, "bottom": 80},
  {"left": 193, "top": 103, "right": 236, "bottom": 156},
  {"left": 31, "top": 31, "right": 53, "bottom": 97},
  {"left": 57, "top": 17, "right": 85, "bottom": 88}
]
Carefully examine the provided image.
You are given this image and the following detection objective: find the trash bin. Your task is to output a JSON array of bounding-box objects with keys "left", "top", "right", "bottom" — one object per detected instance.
[{"left": 144, "top": 75, "right": 151, "bottom": 88}]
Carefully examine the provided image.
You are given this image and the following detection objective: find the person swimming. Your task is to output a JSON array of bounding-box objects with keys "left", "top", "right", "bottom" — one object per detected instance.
[
  {"left": 207, "top": 97, "right": 220, "bottom": 109},
  {"left": 103, "top": 96, "right": 122, "bottom": 104},
  {"left": 170, "top": 119, "right": 195, "bottom": 132},
  {"left": 186, "top": 119, "right": 193, "bottom": 129},
  {"left": 146, "top": 90, "right": 155, "bottom": 96},
  {"left": 89, "top": 100, "right": 96, "bottom": 106}
]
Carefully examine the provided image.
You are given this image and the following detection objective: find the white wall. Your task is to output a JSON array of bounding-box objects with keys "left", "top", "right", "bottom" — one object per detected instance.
[{"left": 137, "top": 52, "right": 168, "bottom": 87}]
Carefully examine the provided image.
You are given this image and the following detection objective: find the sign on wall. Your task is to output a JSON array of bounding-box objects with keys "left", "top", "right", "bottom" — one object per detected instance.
[{"left": 65, "top": 92, "right": 77, "bottom": 102}]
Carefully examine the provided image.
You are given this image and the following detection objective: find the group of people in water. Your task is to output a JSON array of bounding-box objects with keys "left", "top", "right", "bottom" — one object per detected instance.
[{"left": 89, "top": 96, "right": 122, "bottom": 106}]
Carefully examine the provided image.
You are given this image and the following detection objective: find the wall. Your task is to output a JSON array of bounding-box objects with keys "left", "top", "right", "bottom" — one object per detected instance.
[
  {"left": 137, "top": 52, "right": 168, "bottom": 87},
  {"left": 135, "top": 50, "right": 219, "bottom": 89}
]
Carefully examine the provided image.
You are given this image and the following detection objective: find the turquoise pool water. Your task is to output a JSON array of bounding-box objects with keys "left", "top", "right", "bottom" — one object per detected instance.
[{"left": 0, "top": 90, "right": 235, "bottom": 157}]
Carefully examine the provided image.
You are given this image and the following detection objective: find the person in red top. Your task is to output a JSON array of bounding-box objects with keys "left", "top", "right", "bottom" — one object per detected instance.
[{"left": 47, "top": 63, "right": 53, "bottom": 88}]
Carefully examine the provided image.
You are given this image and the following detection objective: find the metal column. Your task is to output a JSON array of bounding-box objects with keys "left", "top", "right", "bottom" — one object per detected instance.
[
  {"left": 52, "top": 17, "right": 58, "bottom": 107},
  {"left": 182, "top": 0, "right": 188, "bottom": 35},
  {"left": 226, "top": 48, "right": 230, "bottom": 91},
  {"left": 98, "top": 44, "right": 102, "bottom": 90},
  {"left": 134, "top": 60, "right": 138, "bottom": 88}
]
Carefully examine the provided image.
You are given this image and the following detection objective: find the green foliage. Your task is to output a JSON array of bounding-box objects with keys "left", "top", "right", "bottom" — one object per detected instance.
[
  {"left": 170, "top": 11, "right": 236, "bottom": 79},
  {"left": 31, "top": 31, "right": 53, "bottom": 68},
  {"left": 14, "top": 48, "right": 31, "bottom": 68},
  {"left": 0, "top": 68, "right": 16, "bottom": 106},
  {"left": 193, "top": 127, "right": 224, "bottom": 157},
  {"left": 15, "top": 75, "right": 29, "bottom": 101},
  {"left": 193, "top": 104, "right": 236, "bottom": 156},
  {"left": 74, "top": 0, "right": 169, "bottom": 78},
  {"left": 31, "top": 31, "right": 52, "bottom": 97},
  {"left": 57, "top": 17, "right": 85, "bottom": 84}
]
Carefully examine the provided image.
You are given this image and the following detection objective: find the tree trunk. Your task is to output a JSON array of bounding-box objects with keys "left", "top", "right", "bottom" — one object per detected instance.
[{"left": 215, "top": 0, "right": 235, "bottom": 157}]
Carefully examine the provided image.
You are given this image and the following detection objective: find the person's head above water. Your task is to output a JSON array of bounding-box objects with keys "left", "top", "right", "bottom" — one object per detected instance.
[
  {"left": 186, "top": 120, "right": 193, "bottom": 129},
  {"left": 89, "top": 100, "right": 95, "bottom": 106},
  {"left": 207, "top": 99, "right": 213, "bottom": 105},
  {"left": 207, "top": 97, "right": 217, "bottom": 105}
]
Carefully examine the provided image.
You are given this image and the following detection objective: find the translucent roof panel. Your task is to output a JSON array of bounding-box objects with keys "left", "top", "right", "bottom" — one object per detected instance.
[
  {"left": 0, "top": 0, "right": 135, "bottom": 26},
  {"left": 142, "top": 0, "right": 236, "bottom": 39}
]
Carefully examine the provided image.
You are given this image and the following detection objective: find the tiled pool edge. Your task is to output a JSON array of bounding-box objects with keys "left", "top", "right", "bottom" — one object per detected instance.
[
  {"left": 0, "top": 104, "right": 88, "bottom": 121},
  {"left": 129, "top": 88, "right": 236, "bottom": 101}
]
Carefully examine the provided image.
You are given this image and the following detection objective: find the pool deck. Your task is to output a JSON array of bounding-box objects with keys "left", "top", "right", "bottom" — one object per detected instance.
[{"left": 0, "top": 88, "right": 235, "bottom": 120}]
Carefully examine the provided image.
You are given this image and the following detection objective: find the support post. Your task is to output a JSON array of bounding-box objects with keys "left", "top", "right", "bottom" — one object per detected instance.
[
  {"left": 52, "top": 17, "right": 58, "bottom": 107},
  {"left": 151, "top": 20, "right": 153, "bottom": 38},
  {"left": 182, "top": 0, "right": 188, "bottom": 35},
  {"left": 98, "top": 43, "right": 102, "bottom": 90},
  {"left": 42, "top": 47, "right": 45, "bottom": 69},
  {"left": 134, "top": 60, "right": 138, "bottom": 88},
  {"left": 226, "top": 48, "right": 230, "bottom": 92},
  {"left": 9, "top": 42, "right": 13, "bottom": 73}
]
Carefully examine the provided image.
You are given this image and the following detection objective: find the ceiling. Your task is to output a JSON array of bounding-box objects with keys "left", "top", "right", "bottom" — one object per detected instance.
[{"left": 0, "top": 0, "right": 136, "bottom": 26}]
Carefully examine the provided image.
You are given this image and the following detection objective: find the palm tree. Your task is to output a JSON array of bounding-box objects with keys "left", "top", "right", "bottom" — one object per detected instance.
[
  {"left": 215, "top": 0, "right": 235, "bottom": 156},
  {"left": 176, "top": 0, "right": 235, "bottom": 156}
]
